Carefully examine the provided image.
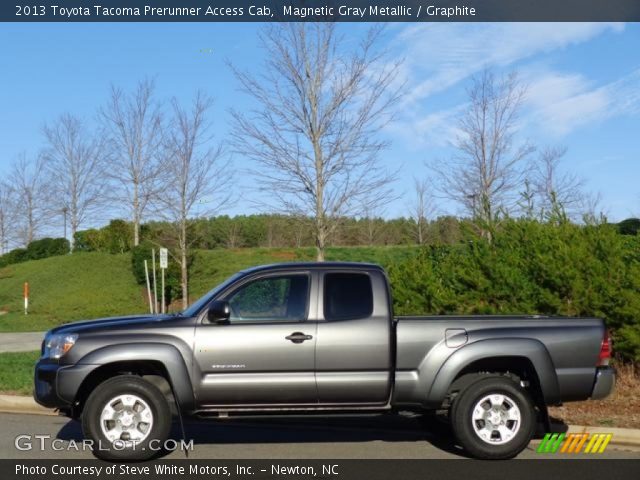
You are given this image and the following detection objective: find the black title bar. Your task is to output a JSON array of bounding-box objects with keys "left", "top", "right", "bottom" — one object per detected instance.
[
  {"left": 6, "top": 460, "right": 640, "bottom": 480},
  {"left": 4, "top": 0, "right": 640, "bottom": 22}
]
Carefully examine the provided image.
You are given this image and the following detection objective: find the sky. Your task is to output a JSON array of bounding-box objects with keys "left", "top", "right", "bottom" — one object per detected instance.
[{"left": 0, "top": 22, "right": 638, "bottom": 232}]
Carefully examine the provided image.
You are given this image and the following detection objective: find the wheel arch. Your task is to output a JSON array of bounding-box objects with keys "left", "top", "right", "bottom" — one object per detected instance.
[
  {"left": 425, "top": 338, "right": 560, "bottom": 408},
  {"left": 62, "top": 343, "right": 194, "bottom": 415}
]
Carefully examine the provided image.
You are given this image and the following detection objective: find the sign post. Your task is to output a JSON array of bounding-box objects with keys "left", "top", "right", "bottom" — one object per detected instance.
[
  {"left": 159, "top": 248, "right": 168, "bottom": 314},
  {"left": 152, "top": 249, "right": 158, "bottom": 314},
  {"left": 23, "top": 282, "right": 29, "bottom": 315},
  {"left": 144, "top": 260, "right": 153, "bottom": 314}
]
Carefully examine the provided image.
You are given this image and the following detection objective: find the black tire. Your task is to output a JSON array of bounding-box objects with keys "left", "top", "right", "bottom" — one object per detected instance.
[
  {"left": 82, "top": 375, "right": 171, "bottom": 461},
  {"left": 450, "top": 376, "right": 535, "bottom": 460}
]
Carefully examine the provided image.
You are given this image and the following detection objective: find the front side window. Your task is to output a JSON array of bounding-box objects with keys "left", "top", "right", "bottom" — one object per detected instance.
[
  {"left": 324, "top": 273, "right": 373, "bottom": 321},
  {"left": 226, "top": 274, "right": 309, "bottom": 323}
]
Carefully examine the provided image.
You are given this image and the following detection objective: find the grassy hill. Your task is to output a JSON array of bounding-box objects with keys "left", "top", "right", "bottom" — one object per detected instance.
[
  {"left": 0, "top": 246, "right": 418, "bottom": 332},
  {"left": 0, "top": 252, "right": 145, "bottom": 331}
]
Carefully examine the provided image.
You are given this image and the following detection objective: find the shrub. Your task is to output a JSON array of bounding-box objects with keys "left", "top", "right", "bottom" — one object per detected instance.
[
  {"left": 388, "top": 220, "right": 640, "bottom": 362},
  {"left": 618, "top": 218, "right": 640, "bottom": 236},
  {"left": 0, "top": 248, "right": 28, "bottom": 267},
  {"left": 0, "top": 238, "right": 69, "bottom": 267},
  {"left": 26, "top": 237, "right": 69, "bottom": 259},
  {"left": 74, "top": 220, "right": 132, "bottom": 253}
]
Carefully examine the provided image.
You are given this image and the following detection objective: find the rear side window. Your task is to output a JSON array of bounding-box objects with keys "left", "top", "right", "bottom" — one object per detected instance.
[{"left": 324, "top": 273, "right": 373, "bottom": 321}]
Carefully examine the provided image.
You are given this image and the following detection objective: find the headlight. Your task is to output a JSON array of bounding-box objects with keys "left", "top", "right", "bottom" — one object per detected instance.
[{"left": 43, "top": 333, "right": 78, "bottom": 359}]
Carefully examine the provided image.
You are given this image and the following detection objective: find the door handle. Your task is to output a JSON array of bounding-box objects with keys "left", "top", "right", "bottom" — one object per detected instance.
[{"left": 285, "top": 332, "right": 313, "bottom": 344}]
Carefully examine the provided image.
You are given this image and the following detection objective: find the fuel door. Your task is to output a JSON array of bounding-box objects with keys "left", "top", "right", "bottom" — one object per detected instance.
[{"left": 445, "top": 328, "right": 468, "bottom": 348}]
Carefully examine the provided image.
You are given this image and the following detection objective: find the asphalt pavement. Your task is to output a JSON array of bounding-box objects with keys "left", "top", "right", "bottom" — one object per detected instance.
[
  {"left": 0, "top": 332, "right": 44, "bottom": 353},
  {"left": 1, "top": 412, "right": 638, "bottom": 459}
]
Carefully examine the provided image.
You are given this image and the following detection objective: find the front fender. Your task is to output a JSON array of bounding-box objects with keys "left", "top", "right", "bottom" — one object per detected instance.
[
  {"left": 424, "top": 338, "right": 560, "bottom": 407},
  {"left": 63, "top": 343, "right": 195, "bottom": 411}
]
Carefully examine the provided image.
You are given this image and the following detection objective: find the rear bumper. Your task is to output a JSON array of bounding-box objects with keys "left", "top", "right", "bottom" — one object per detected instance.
[{"left": 591, "top": 366, "right": 615, "bottom": 400}]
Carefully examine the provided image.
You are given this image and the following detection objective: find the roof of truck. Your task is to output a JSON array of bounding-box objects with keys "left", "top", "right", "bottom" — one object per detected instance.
[{"left": 239, "top": 261, "right": 384, "bottom": 274}]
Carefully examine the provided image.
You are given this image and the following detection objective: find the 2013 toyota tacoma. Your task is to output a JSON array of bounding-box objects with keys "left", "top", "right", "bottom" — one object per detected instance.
[{"left": 34, "top": 262, "right": 615, "bottom": 460}]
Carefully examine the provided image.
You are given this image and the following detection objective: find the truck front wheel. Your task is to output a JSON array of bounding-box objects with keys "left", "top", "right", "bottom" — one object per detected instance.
[
  {"left": 82, "top": 375, "right": 171, "bottom": 461},
  {"left": 450, "top": 376, "right": 535, "bottom": 459}
]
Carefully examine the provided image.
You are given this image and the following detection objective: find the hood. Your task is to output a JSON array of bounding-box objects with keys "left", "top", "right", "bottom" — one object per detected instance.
[{"left": 48, "top": 314, "right": 176, "bottom": 336}]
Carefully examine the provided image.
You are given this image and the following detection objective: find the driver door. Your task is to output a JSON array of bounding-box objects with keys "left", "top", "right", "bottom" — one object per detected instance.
[{"left": 194, "top": 272, "right": 318, "bottom": 407}]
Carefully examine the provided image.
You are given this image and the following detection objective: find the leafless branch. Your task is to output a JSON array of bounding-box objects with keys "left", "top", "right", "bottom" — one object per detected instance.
[
  {"left": 0, "top": 181, "right": 19, "bottom": 252},
  {"left": 42, "top": 114, "right": 107, "bottom": 251},
  {"left": 230, "top": 23, "right": 401, "bottom": 260},
  {"left": 432, "top": 69, "right": 534, "bottom": 240},
  {"left": 99, "top": 78, "right": 164, "bottom": 246},
  {"left": 7, "top": 153, "right": 53, "bottom": 246},
  {"left": 531, "top": 146, "right": 585, "bottom": 222},
  {"left": 157, "top": 91, "right": 232, "bottom": 308},
  {"left": 409, "top": 177, "right": 436, "bottom": 245}
]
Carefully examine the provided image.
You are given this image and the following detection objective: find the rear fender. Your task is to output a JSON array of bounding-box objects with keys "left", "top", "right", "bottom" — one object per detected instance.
[{"left": 424, "top": 338, "right": 560, "bottom": 407}]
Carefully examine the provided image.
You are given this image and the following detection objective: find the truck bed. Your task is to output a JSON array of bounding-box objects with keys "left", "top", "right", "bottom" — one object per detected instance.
[{"left": 393, "top": 315, "right": 605, "bottom": 406}]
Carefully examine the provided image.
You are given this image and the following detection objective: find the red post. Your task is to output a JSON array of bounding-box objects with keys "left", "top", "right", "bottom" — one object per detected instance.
[{"left": 24, "top": 282, "right": 29, "bottom": 315}]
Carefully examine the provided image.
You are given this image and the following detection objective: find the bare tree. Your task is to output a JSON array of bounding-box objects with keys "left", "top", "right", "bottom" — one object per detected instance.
[
  {"left": 531, "top": 146, "right": 585, "bottom": 222},
  {"left": 0, "top": 182, "right": 18, "bottom": 253},
  {"left": 359, "top": 202, "right": 385, "bottom": 246},
  {"left": 42, "top": 114, "right": 106, "bottom": 251},
  {"left": 100, "top": 79, "right": 164, "bottom": 246},
  {"left": 225, "top": 222, "right": 241, "bottom": 249},
  {"left": 581, "top": 191, "right": 607, "bottom": 225},
  {"left": 231, "top": 23, "right": 400, "bottom": 261},
  {"left": 159, "top": 92, "right": 231, "bottom": 309},
  {"left": 433, "top": 70, "right": 534, "bottom": 240},
  {"left": 8, "top": 153, "right": 51, "bottom": 246},
  {"left": 517, "top": 179, "right": 537, "bottom": 220},
  {"left": 290, "top": 214, "right": 310, "bottom": 248},
  {"left": 409, "top": 177, "right": 435, "bottom": 245}
]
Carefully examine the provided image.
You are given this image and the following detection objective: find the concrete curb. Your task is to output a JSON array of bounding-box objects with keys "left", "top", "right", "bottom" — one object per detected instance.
[
  {"left": 566, "top": 424, "right": 640, "bottom": 447},
  {"left": 0, "top": 394, "right": 54, "bottom": 416}
]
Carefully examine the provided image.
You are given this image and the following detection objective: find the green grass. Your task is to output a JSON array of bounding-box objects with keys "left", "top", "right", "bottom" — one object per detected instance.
[
  {"left": 0, "top": 252, "right": 146, "bottom": 332},
  {"left": 0, "top": 246, "right": 420, "bottom": 332},
  {"left": 0, "top": 351, "right": 39, "bottom": 395}
]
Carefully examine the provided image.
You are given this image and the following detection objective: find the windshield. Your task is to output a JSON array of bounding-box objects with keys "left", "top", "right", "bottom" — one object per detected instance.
[{"left": 181, "top": 273, "right": 243, "bottom": 317}]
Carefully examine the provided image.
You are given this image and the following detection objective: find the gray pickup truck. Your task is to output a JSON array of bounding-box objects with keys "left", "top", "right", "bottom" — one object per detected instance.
[{"left": 34, "top": 262, "right": 614, "bottom": 460}]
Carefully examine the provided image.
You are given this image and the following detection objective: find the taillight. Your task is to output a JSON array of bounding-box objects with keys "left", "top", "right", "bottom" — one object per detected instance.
[{"left": 598, "top": 330, "right": 612, "bottom": 366}]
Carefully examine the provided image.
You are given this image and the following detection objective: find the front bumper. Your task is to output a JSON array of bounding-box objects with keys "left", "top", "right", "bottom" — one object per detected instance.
[
  {"left": 33, "top": 359, "right": 96, "bottom": 409},
  {"left": 591, "top": 366, "right": 615, "bottom": 400}
]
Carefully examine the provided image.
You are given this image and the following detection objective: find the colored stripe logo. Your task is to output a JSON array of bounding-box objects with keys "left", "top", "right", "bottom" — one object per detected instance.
[{"left": 537, "top": 433, "right": 612, "bottom": 454}]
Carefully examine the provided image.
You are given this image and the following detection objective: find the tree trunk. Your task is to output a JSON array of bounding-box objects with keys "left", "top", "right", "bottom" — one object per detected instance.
[
  {"left": 315, "top": 187, "right": 326, "bottom": 261},
  {"left": 313, "top": 139, "right": 325, "bottom": 262},
  {"left": 181, "top": 248, "right": 188, "bottom": 310},
  {"left": 133, "top": 182, "right": 140, "bottom": 247},
  {"left": 70, "top": 210, "right": 78, "bottom": 252},
  {"left": 315, "top": 230, "right": 326, "bottom": 261},
  {"left": 26, "top": 195, "right": 34, "bottom": 246},
  {"left": 180, "top": 220, "right": 188, "bottom": 309},
  {"left": 133, "top": 222, "right": 140, "bottom": 248}
]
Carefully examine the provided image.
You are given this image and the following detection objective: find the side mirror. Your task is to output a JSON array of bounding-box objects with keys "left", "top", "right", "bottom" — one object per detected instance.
[{"left": 207, "top": 300, "right": 230, "bottom": 324}]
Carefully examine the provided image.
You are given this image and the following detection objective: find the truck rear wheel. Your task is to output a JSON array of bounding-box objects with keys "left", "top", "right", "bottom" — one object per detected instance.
[
  {"left": 82, "top": 375, "right": 171, "bottom": 461},
  {"left": 450, "top": 376, "right": 535, "bottom": 459}
]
